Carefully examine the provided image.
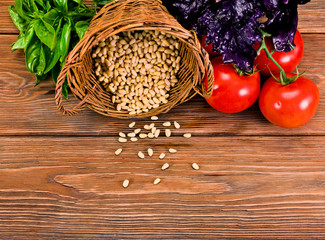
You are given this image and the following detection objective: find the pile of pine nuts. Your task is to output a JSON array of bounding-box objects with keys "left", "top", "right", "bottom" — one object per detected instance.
[{"left": 92, "top": 30, "right": 181, "bottom": 114}]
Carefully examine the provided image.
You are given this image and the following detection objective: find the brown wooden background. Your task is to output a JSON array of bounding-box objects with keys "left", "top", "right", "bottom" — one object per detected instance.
[{"left": 0, "top": 0, "right": 325, "bottom": 239}]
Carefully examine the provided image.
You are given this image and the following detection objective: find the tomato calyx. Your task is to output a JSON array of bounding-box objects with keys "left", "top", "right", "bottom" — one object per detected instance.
[
  {"left": 257, "top": 28, "right": 304, "bottom": 86},
  {"left": 232, "top": 64, "right": 260, "bottom": 77}
]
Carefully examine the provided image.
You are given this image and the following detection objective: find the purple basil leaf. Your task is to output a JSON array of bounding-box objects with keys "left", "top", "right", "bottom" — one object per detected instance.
[{"left": 163, "top": 0, "right": 310, "bottom": 73}]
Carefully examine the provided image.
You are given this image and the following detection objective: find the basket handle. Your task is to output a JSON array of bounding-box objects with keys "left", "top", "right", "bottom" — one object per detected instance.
[
  {"left": 191, "top": 31, "right": 214, "bottom": 98},
  {"left": 55, "top": 62, "right": 87, "bottom": 116}
]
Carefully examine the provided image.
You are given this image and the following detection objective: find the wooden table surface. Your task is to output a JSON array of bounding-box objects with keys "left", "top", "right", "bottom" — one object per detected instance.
[{"left": 1, "top": 1, "right": 325, "bottom": 239}]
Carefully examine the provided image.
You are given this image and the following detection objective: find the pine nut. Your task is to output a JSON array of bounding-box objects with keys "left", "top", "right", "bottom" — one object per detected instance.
[
  {"left": 115, "top": 148, "right": 123, "bottom": 155},
  {"left": 161, "top": 163, "right": 169, "bottom": 170},
  {"left": 174, "top": 121, "right": 180, "bottom": 129},
  {"left": 134, "top": 128, "right": 141, "bottom": 134},
  {"left": 122, "top": 180, "right": 129, "bottom": 188},
  {"left": 153, "top": 178, "right": 161, "bottom": 185},
  {"left": 192, "top": 163, "right": 199, "bottom": 170},
  {"left": 119, "top": 132, "right": 126, "bottom": 138},
  {"left": 183, "top": 133, "right": 192, "bottom": 138},
  {"left": 154, "top": 129, "right": 160, "bottom": 138},
  {"left": 159, "top": 153, "right": 166, "bottom": 159},
  {"left": 169, "top": 148, "right": 177, "bottom": 153},
  {"left": 165, "top": 129, "right": 171, "bottom": 137},
  {"left": 151, "top": 116, "right": 158, "bottom": 120},
  {"left": 138, "top": 151, "right": 145, "bottom": 159},
  {"left": 129, "top": 122, "right": 136, "bottom": 128},
  {"left": 139, "top": 133, "right": 147, "bottom": 138},
  {"left": 163, "top": 121, "right": 171, "bottom": 127},
  {"left": 148, "top": 148, "right": 153, "bottom": 156},
  {"left": 130, "top": 137, "right": 138, "bottom": 142},
  {"left": 127, "top": 132, "right": 136, "bottom": 137},
  {"left": 119, "top": 137, "right": 127, "bottom": 143}
]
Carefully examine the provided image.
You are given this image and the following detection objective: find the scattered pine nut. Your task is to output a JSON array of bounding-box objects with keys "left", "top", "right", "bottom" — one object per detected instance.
[
  {"left": 149, "top": 123, "right": 155, "bottom": 129},
  {"left": 139, "top": 133, "right": 147, "bottom": 138},
  {"left": 151, "top": 127, "right": 157, "bottom": 134},
  {"left": 163, "top": 121, "right": 171, "bottom": 127},
  {"left": 148, "top": 132, "right": 154, "bottom": 138},
  {"left": 174, "top": 121, "right": 180, "bottom": 129},
  {"left": 144, "top": 124, "right": 150, "bottom": 130},
  {"left": 153, "top": 178, "right": 161, "bottom": 185},
  {"left": 122, "top": 179, "right": 129, "bottom": 188},
  {"left": 127, "top": 132, "right": 136, "bottom": 137},
  {"left": 130, "top": 137, "right": 138, "bottom": 142},
  {"left": 138, "top": 151, "right": 145, "bottom": 159},
  {"left": 154, "top": 129, "right": 160, "bottom": 138},
  {"left": 161, "top": 163, "right": 169, "bottom": 170},
  {"left": 134, "top": 128, "right": 141, "bottom": 134},
  {"left": 159, "top": 153, "right": 166, "bottom": 159},
  {"left": 148, "top": 148, "right": 153, "bottom": 156},
  {"left": 169, "top": 148, "right": 177, "bottom": 153},
  {"left": 119, "top": 132, "right": 126, "bottom": 138},
  {"left": 129, "top": 122, "right": 136, "bottom": 128},
  {"left": 151, "top": 116, "right": 159, "bottom": 120},
  {"left": 192, "top": 163, "right": 199, "bottom": 170},
  {"left": 119, "top": 137, "right": 127, "bottom": 143},
  {"left": 183, "top": 133, "right": 192, "bottom": 138},
  {"left": 165, "top": 129, "right": 171, "bottom": 137},
  {"left": 115, "top": 148, "right": 123, "bottom": 155}
]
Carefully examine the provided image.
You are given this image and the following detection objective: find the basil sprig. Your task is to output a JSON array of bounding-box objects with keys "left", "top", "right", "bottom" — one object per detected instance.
[{"left": 9, "top": 0, "right": 112, "bottom": 98}]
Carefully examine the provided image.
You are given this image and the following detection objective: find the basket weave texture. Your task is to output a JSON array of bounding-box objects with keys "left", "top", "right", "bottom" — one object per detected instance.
[{"left": 55, "top": 0, "right": 214, "bottom": 119}]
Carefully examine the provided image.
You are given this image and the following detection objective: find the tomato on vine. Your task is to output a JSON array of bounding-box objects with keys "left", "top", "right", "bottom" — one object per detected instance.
[
  {"left": 205, "top": 57, "right": 261, "bottom": 113},
  {"left": 259, "top": 73, "right": 319, "bottom": 128},
  {"left": 254, "top": 30, "right": 304, "bottom": 77}
]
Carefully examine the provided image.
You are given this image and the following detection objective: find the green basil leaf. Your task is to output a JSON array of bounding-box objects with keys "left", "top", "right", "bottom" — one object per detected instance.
[
  {"left": 43, "top": 9, "right": 59, "bottom": 25},
  {"left": 62, "top": 79, "right": 69, "bottom": 99},
  {"left": 53, "top": 0, "right": 68, "bottom": 14},
  {"left": 25, "top": 35, "right": 43, "bottom": 74},
  {"left": 14, "top": 0, "right": 31, "bottom": 20},
  {"left": 24, "top": 24, "right": 35, "bottom": 50},
  {"left": 11, "top": 34, "right": 26, "bottom": 50},
  {"left": 34, "top": 0, "right": 45, "bottom": 10},
  {"left": 75, "top": 21, "right": 89, "bottom": 40},
  {"left": 27, "top": 0, "right": 39, "bottom": 14},
  {"left": 59, "top": 19, "right": 71, "bottom": 63},
  {"left": 93, "top": 0, "right": 114, "bottom": 7},
  {"left": 55, "top": 17, "right": 63, "bottom": 35},
  {"left": 35, "top": 72, "right": 48, "bottom": 86},
  {"left": 8, "top": 5, "right": 27, "bottom": 32},
  {"left": 51, "top": 63, "right": 69, "bottom": 99},
  {"left": 52, "top": 62, "right": 61, "bottom": 84},
  {"left": 43, "top": 42, "right": 60, "bottom": 74},
  {"left": 34, "top": 18, "right": 57, "bottom": 50},
  {"left": 37, "top": 43, "right": 46, "bottom": 75},
  {"left": 46, "top": 1, "right": 51, "bottom": 12}
]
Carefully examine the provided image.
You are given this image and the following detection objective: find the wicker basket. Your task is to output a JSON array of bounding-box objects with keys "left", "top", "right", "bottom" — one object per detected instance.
[{"left": 55, "top": 0, "right": 214, "bottom": 119}]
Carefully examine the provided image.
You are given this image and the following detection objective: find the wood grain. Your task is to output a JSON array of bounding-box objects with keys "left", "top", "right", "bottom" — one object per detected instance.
[
  {"left": 0, "top": 34, "right": 324, "bottom": 136},
  {"left": 1, "top": 1, "right": 325, "bottom": 239},
  {"left": 0, "top": 136, "right": 325, "bottom": 239}
]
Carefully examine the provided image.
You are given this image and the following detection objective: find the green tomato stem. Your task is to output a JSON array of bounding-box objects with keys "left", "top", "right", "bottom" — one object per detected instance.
[{"left": 258, "top": 28, "right": 288, "bottom": 85}]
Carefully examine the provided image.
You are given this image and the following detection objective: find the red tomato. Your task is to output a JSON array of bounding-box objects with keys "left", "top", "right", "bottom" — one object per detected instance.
[
  {"left": 259, "top": 73, "right": 319, "bottom": 128},
  {"left": 200, "top": 35, "right": 219, "bottom": 58},
  {"left": 254, "top": 30, "right": 304, "bottom": 77},
  {"left": 205, "top": 57, "right": 261, "bottom": 113}
]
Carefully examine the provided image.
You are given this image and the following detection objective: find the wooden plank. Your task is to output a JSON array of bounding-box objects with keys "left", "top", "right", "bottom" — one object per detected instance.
[
  {"left": 0, "top": 136, "right": 325, "bottom": 238},
  {"left": 0, "top": 34, "right": 324, "bottom": 136},
  {"left": 1, "top": 0, "right": 325, "bottom": 34}
]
